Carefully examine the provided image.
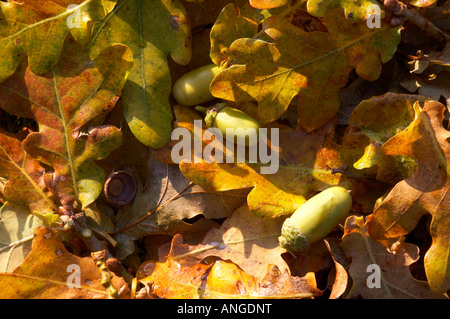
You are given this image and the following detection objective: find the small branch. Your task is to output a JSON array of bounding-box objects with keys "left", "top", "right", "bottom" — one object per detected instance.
[{"left": 384, "top": 0, "right": 450, "bottom": 43}]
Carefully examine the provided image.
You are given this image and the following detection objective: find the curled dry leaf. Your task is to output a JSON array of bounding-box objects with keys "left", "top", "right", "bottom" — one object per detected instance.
[
  {"left": 366, "top": 100, "right": 450, "bottom": 294},
  {"left": 342, "top": 215, "right": 445, "bottom": 299}
]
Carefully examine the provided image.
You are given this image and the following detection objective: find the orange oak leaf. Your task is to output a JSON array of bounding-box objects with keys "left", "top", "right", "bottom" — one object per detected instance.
[
  {"left": 0, "top": 227, "right": 128, "bottom": 299},
  {"left": 366, "top": 100, "right": 450, "bottom": 294},
  {"left": 0, "top": 39, "right": 133, "bottom": 211}
]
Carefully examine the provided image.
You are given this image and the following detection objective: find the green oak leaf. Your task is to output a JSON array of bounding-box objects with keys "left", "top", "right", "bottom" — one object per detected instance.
[{"left": 90, "top": 0, "right": 192, "bottom": 149}]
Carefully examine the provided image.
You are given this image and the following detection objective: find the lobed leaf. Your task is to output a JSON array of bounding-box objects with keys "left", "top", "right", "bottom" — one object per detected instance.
[
  {"left": 307, "top": 0, "right": 383, "bottom": 21},
  {"left": 0, "top": 0, "right": 117, "bottom": 82},
  {"left": 342, "top": 93, "right": 429, "bottom": 184},
  {"left": 0, "top": 226, "right": 127, "bottom": 298},
  {"left": 210, "top": 3, "right": 258, "bottom": 66},
  {"left": 210, "top": 8, "right": 401, "bottom": 130},
  {"left": 165, "top": 204, "right": 288, "bottom": 279},
  {"left": 0, "top": 129, "right": 58, "bottom": 220},
  {"left": 137, "top": 257, "right": 321, "bottom": 299},
  {"left": 180, "top": 120, "right": 357, "bottom": 218},
  {"left": 0, "top": 39, "right": 133, "bottom": 210},
  {"left": 249, "top": 0, "right": 289, "bottom": 9},
  {"left": 90, "top": 0, "right": 192, "bottom": 149},
  {"left": 366, "top": 100, "right": 450, "bottom": 294},
  {"left": 341, "top": 215, "right": 445, "bottom": 298}
]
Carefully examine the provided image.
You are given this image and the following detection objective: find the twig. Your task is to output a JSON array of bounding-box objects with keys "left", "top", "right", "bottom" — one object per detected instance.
[
  {"left": 112, "top": 181, "right": 194, "bottom": 236},
  {"left": 384, "top": 0, "right": 450, "bottom": 43}
]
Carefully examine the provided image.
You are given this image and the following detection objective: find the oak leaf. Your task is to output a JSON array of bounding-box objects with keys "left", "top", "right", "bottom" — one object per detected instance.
[
  {"left": 342, "top": 93, "right": 429, "bottom": 184},
  {"left": 180, "top": 120, "right": 357, "bottom": 218},
  {"left": 210, "top": 8, "right": 400, "bottom": 130},
  {"left": 137, "top": 258, "right": 321, "bottom": 299},
  {"left": 366, "top": 100, "right": 450, "bottom": 294},
  {"left": 164, "top": 204, "right": 288, "bottom": 279},
  {"left": 90, "top": 0, "right": 192, "bottom": 149},
  {"left": 0, "top": 204, "right": 43, "bottom": 272},
  {"left": 249, "top": 0, "right": 289, "bottom": 9},
  {"left": 112, "top": 156, "right": 246, "bottom": 260},
  {"left": 210, "top": 3, "right": 258, "bottom": 66},
  {"left": 0, "top": 129, "right": 58, "bottom": 221},
  {"left": 0, "top": 39, "right": 133, "bottom": 211},
  {"left": 342, "top": 216, "right": 445, "bottom": 298},
  {"left": 203, "top": 260, "right": 321, "bottom": 299},
  {"left": 0, "top": 0, "right": 117, "bottom": 81},
  {"left": 307, "top": 0, "right": 382, "bottom": 21},
  {"left": 0, "top": 227, "right": 128, "bottom": 298}
]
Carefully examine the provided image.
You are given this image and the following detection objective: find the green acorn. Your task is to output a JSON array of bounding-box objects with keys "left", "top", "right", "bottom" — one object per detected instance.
[
  {"left": 172, "top": 64, "right": 220, "bottom": 106},
  {"left": 279, "top": 186, "right": 352, "bottom": 254},
  {"left": 196, "top": 103, "right": 261, "bottom": 147}
]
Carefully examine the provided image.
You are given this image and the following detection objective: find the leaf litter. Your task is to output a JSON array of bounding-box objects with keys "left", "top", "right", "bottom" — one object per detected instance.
[{"left": 0, "top": 0, "right": 448, "bottom": 299}]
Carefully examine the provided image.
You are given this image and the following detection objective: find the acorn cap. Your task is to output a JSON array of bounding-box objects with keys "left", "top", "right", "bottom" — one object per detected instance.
[
  {"left": 278, "top": 218, "right": 310, "bottom": 253},
  {"left": 204, "top": 103, "right": 227, "bottom": 128},
  {"left": 104, "top": 171, "right": 137, "bottom": 206}
]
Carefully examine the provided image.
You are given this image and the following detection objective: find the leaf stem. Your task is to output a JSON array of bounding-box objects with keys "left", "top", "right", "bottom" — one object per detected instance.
[{"left": 194, "top": 106, "right": 208, "bottom": 113}]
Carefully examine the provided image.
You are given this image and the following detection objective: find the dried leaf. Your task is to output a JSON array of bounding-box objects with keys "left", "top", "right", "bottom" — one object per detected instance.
[
  {"left": 0, "top": 227, "right": 127, "bottom": 298},
  {"left": 0, "top": 129, "right": 58, "bottom": 220},
  {"left": 0, "top": 204, "right": 43, "bottom": 272},
  {"left": 210, "top": 3, "right": 258, "bottom": 66},
  {"left": 137, "top": 258, "right": 321, "bottom": 299},
  {"left": 366, "top": 100, "right": 450, "bottom": 294},
  {"left": 0, "top": 39, "right": 133, "bottom": 210},
  {"left": 307, "top": 0, "right": 382, "bottom": 21},
  {"left": 410, "top": 0, "right": 439, "bottom": 8},
  {"left": 324, "top": 239, "right": 348, "bottom": 299},
  {"left": 249, "top": 0, "right": 289, "bottom": 9},
  {"left": 165, "top": 204, "right": 288, "bottom": 279},
  {"left": 210, "top": 8, "right": 400, "bottom": 130},
  {"left": 203, "top": 260, "right": 321, "bottom": 298},
  {"left": 180, "top": 121, "right": 357, "bottom": 218},
  {"left": 341, "top": 215, "right": 445, "bottom": 299},
  {"left": 137, "top": 259, "right": 210, "bottom": 299},
  {"left": 112, "top": 156, "right": 246, "bottom": 259},
  {"left": 342, "top": 93, "right": 429, "bottom": 184}
]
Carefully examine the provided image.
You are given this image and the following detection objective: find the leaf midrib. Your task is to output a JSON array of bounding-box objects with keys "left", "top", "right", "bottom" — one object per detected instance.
[
  {"left": 1, "top": 0, "right": 93, "bottom": 42},
  {"left": 227, "top": 25, "right": 393, "bottom": 92},
  {"left": 52, "top": 69, "right": 78, "bottom": 200}
]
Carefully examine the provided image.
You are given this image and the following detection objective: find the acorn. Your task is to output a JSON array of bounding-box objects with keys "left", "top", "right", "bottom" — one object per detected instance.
[
  {"left": 195, "top": 103, "right": 261, "bottom": 147},
  {"left": 279, "top": 186, "right": 352, "bottom": 254},
  {"left": 172, "top": 64, "right": 220, "bottom": 106}
]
